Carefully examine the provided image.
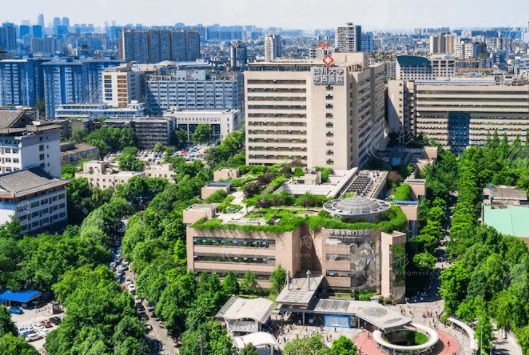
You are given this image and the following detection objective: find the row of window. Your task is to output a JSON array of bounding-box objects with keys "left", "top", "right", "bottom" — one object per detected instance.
[
  {"left": 21, "top": 212, "right": 66, "bottom": 231},
  {"left": 193, "top": 237, "right": 276, "bottom": 248},
  {"left": 194, "top": 254, "right": 276, "bottom": 265}
]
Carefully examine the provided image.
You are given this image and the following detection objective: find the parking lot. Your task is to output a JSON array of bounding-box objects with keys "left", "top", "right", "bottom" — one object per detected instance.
[
  {"left": 103, "top": 143, "right": 213, "bottom": 166},
  {"left": 9, "top": 304, "right": 65, "bottom": 354}
]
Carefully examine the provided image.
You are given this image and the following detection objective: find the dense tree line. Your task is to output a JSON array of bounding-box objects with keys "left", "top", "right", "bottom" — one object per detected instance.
[{"left": 423, "top": 132, "right": 529, "bottom": 354}]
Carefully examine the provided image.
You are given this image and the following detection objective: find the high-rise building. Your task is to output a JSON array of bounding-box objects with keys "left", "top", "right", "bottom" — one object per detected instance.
[
  {"left": 37, "top": 14, "right": 44, "bottom": 28},
  {"left": 19, "top": 25, "right": 30, "bottom": 39},
  {"left": 264, "top": 34, "right": 282, "bottom": 61},
  {"left": 361, "top": 32, "right": 374, "bottom": 53},
  {"left": 336, "top": 23, "right": 362, "bottom": 53},
  {"left": 388, "top": 78, "right": 529, "bottom": 153},
  {"left": 429, "top": 33, "right": 456, "bottom": 54},
  {"left": 102, "top": 63, "right": 145, "bottom": 108},
  {"left": 32, "top": 25, "right": 43, "bottom": 38},
  {"left": 120, "top": 29, "right": 201, "bottom": 64},
  {"left": 230, "top": 41, "right": 247, "bottom": 68},
  {"left": 145, "top": 70, "right": 242, "bottom": 116},
  {"left": 245, "top": 52, "right": 387, "bottom": 169},
  {"left": 42, "top": 59, "right": 124, "bottom": 119},
  {"left": 0, "top": 26, "right": 16, "bottom": 50},
  {"left": 61, "top": 17, "right": 69, "bottom": 28},
  {"left": 0, "top": 58, "right": 50, "bottom": 107}
]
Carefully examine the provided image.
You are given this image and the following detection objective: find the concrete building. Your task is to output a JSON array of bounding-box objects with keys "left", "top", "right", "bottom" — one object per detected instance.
[
  {"left": 429, "top": 33, "right": 456, "bottom": 54},
  {"left": 132, "top": 117, "right": 176, "bottom": 149},
  {"left": 230, "top": 41, "right": 247, "bottom": 68},
  {"left": 245, "top": 52, "right": 387, "bottom": 169},
  {"left": 388, "top": 78, "right": 529, "bottom": 153},
  {"left": 76, "top": 160, "right": 175, "bottom": 188},
  {"left": 264, "top": 35, "right": 282, "bottom": 61},
  {"left": 55, "top": 101, "right": 145, "bottom": 120},
  {"left": 102, "top": 64, "right": 145, "bottom": 108},
  {"left": 0, "top": 26, "right": 16, "bottom": 51},
  {"left": 0, "top": 110, "right": 61, "bottom": 178},
  {"left": 42, "top": 59, "right": 124, "bottom": 119},
  {"left": 120, "top": 29, "right": 200, "bottom": 64},
  {"left": 336, "top": 23, "right": 362, "bottom": 53},
  {"left": 164, "top": 108, "right": 241, "bottom": 141},
  {"left": 59, "top": 142, "right": 99, "bottom": 166},
  {"left": 0, "top": 167, "right": 69, "bottom": 234},
  {"left": 361, "top": 32, "right": 374, "bottom": 53},
  {"left": 145, "top": 70, "right": 242, "bottom": 116},
  {"left": 185, "top": 196, "right": 407, "bottom": 300},
  {"left": 396, "top": 55, "right": 456, "bottom": 81},
  {"left": 0, "top": 58, "right": 49, "bottom": 107}
]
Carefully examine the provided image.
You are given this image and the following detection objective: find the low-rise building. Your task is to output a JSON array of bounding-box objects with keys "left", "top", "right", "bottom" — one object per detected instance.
[
  {"left": 54, "top": 101, "right": 145, "bottom": 120},
  {"left": 0, "top": 167, "right": 69, "bottom": 234},
  {"left": 0, "top": 110, "right": 61, "bottom": 178},
  {"left": 213, "top": 168, "right": 240, "bottom": 182},
  {"left": 165, "top": 108, "right": 242, "bottom": 141},
  {"left": 76, "top": 160, "right": 176, "bottom": 188},
  {"left": 60, "top": 142, "right": 99, "bottom": 166}
]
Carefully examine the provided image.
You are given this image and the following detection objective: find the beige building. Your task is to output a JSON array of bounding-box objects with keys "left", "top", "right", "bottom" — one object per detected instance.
[
  {"left": 245, "top": 52, "right": 387, "bottom": 169},
  {"left": 76, "top": 160, "right": 175, "bottom": 188},
  {"left": 214, "top": 168, "right": 240, "bottom": 182},
  {"left": 164, "top": 108, "right": 242, "bottom": 141},
  {"left": 102, "top": 63, "right": 145, "bottom": 108},
  {"left": 336, "top": 23, "right": 362, "bottom": 53},
  {"left": 429, "top": 33, "right": 456, "bottom": 55},
  {"left": 264, "top": 35, "right": 282, "bottom": 61},
  {"left": 60, "top": 142, "right": 99, "bottom": 167},
  {"left": 388, "top": 78, "right": 529, "bottom": 153},
  {"left": 185, "top": 197, "right": 407, "bottom": 300}
]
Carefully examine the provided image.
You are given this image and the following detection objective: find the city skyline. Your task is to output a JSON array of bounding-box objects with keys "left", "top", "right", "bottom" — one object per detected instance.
[{"left": 2, "top": 0, "right": 529, "bottom": 31}]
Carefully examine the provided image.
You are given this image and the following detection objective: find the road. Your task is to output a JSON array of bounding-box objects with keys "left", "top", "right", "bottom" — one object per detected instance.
[{"left": 119, "top": 267, "right": 178, "bottom": 355}]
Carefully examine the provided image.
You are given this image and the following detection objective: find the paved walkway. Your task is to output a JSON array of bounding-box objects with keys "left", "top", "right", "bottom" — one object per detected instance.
[{"left": 353, "top": 330, "right": 458, "bottom": 355}]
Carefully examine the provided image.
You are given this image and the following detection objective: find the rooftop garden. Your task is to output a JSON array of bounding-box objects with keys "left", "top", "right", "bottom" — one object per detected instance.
[{"left": 191, "top": 204, "right": 408, "bottom": 235}]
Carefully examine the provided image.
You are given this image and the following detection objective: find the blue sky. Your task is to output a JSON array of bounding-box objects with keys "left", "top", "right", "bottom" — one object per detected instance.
[{"left": 3, "top": 0, "right": 529, "bottom": 30}]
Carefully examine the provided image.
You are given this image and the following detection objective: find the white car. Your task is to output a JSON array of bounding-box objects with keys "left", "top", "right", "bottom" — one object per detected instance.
[
  {"left": 125, "top": 277, "right": 132, "bottom": 285},
  {"left": 144, "top": 322, "right": 153, "bottom": 331},
  {"left": 116, "top": 268, "right": 123, "bottom": 277},
  {"left": 128, "top": 284, "right": 136, "bottom": 293},
  {"left": 134, "top": 295, "right": 142, "bottom": 305},
  {"left": 122, "top": 260, "right": 129, "bottom": 267},
  {"left": 25, "top": 333, "right": 41, "bottom": 342}
]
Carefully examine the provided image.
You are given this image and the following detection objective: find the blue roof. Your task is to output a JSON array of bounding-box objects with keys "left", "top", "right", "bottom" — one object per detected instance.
[
  {"left": 0, "top": 290, "right": 41, "bottom": 303},
  {"left": 208, "top": 182, "right": 232, "bottom": 187},
  {"left": 394, "top": 200, "right": 419, "bottom": 205}
]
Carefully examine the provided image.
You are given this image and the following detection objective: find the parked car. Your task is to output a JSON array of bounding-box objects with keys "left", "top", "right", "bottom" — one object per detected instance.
[
  {"left": 146, "top": 302, "right": 156, "bottom": 311},
  {"left": 127, "top": 284, "right": 136, "bottom": 293},
  {"left": 25, "top": 333, "right": 41, "bottom": 342},
  {"left": 144, "top": 322, "right": 152, "bottom": 331},
  {"left": 41, "top": 320, "right": 52, "bottom": 328},
  {"left": 136, "top": 304, "right": 145, "bottom": 312},
  {"left": 125, "top": 277, "right": 132, "bottom": 285},
  {"left": 8, "top": 307, "right": 23, "bottom": 314},
  {"left": 49, "top": 317, "right": 61, "bottom": 326},
  {"left": 109, "top": 262, "right": 116, "bottom": 270},
  {"left": 116, "top": 268, "right": 123, "bottom": 277}
]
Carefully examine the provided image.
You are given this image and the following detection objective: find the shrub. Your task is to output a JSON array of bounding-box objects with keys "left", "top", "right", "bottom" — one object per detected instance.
[
  {"left": 393, "top": 184, "right": 412, "bottom": 201},
  {"left": 244, "top": 182, "right": 260, "bottom": 198},
  {"left": 205, "top": 190, "right": 228, "bottom": 203}
]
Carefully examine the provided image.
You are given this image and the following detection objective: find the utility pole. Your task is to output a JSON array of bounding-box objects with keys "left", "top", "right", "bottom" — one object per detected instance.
[{"left": 481, "top": 322, "right": 483, "bottom": 355}]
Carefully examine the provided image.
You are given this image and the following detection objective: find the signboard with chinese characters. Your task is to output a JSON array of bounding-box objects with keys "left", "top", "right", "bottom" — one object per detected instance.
[{"left": 312, "top": 66, "right": 344, "bottom": 86}]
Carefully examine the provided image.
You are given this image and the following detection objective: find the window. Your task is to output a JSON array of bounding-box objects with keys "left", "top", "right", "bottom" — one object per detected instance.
[
  {"left": 39, "top": 145, "right": 44, "bottom": 151},
  {"left": 39, "top": 154, "right": 45, "bottom": 160}
]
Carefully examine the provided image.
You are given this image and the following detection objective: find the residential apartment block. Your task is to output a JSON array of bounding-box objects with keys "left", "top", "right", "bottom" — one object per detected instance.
[
  {"left": 131, "top": 117, "right": 176, "bottom": 149},
  {"left": 0, "top": 58, "right": 49, "bottom": 107},
  {"left": 388, "top": 78, "right": 529, "bottom": 153},
  {"left": 42, "top": 58, "right": 124, "bottom": 119},
  {"left": 60, "top": 142, "right": 99, "bottom": 167},
  {"left": 264, "top": 35, "right": 282, "bottom": 61},
  {"left": 336, "top": 23, "right": 362, "bottom": 53},
  {"left": 0, "top": 110, "right": 61, "bottom": 178},
  {"left": 119, "top": 29, "right": 200, "bottom": 64},
  {"left": 244, "top": 52, "right": 387, "bottom": 169},
  {"left": 0, "top": 167, "right": 69, "bottom": 234}
]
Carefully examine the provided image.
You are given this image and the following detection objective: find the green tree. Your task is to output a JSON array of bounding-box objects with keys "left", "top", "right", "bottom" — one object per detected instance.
[
  {"left": 174, "top": 239, "right": 187, "bottom": 267},
  {"left": 241, "top": 270, "right": 257, "bottom": 295},
  {"left": 0, "top": 333, "right": 39, "bottom": 355},
  {"left": 172, "top": 129, "right": 188, "bottom": 149},
  {"left": 222, "top": 270, "right": 240, "bottom": 295},
  {"left": 284, "top": 334, "right": 332, "bottom": 355},
  {"left": 475, "top": 316, "right": 493, "bottom": 354},
  {"left": 192, "top": 124, "right": 213, "bottom": 143},
  {"left": 331, "top": 335, "right": 357, "bottom": 355},
  {"left": 0, "top": 306, "right": 16, "bottom": 337},
  {"left": 269, "top": 264, "right": 287, "bottom": 296},
  {"left": 241, "top": 343, "right": 258, "bottom": 355},
  {"left": 153, "top": 142, "right": 164, "bottom": 152},
  {"left": 118, "top": 153, "right": 145, "bottom": 172},
  {"left": 71, "top": 127, "right": 88, "bottom": 144}
]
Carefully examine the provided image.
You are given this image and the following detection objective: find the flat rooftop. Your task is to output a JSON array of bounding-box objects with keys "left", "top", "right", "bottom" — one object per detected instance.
[
  {"left": 216, "top": 296, "right": 275, "bottom": 324},
  {"left": 483, "top": 186, "right": 528, "bottom": 201},
  {"left": 313, "top": 299, "right": 412, "bottom": 330},
  {"left": 275, "top": 275, "right": 324, "bottom": 307},
  {"left": 483, "top": 205, "right": 529, "bottom": 238}
]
